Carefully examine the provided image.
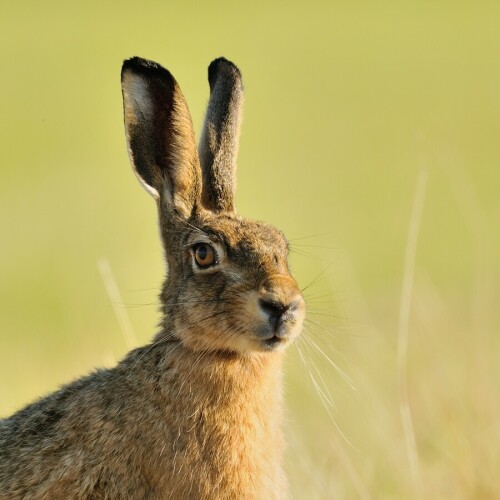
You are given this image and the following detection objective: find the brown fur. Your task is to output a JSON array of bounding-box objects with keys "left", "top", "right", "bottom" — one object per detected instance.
[{"left": 0, "top": 57, "right": 305, "bottom": 499}]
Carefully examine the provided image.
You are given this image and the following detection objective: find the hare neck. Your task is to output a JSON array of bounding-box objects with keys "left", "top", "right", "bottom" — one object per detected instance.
[
  {"left": 166, "top": 343, "right": 285, "bottom": 404},
  {"left": 160, "top": 345, "right": 287, "bottom": 497},
  {"left": 125, "top": 337, "right": 285, "bottom": 418}
]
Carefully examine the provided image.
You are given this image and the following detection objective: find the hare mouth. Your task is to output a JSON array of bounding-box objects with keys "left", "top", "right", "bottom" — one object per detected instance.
[
  {"left": 264, "top": 335, "right": 285, "bottom": 347},
  {"left": 257, "top": 321, "right": 300, "bottom": 351},
  {"left": 262, "top": 335, "right": 287, "bottom": 350}
]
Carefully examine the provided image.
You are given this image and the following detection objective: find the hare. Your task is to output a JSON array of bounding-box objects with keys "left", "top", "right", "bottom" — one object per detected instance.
[{"left": 0, "top": 56, "right": 305, "bottom": 499}]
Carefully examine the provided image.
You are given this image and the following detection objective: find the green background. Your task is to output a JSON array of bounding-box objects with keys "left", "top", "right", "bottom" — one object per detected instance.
[{"left": 1, "top": 1, "right": 499, "bottom": 497}]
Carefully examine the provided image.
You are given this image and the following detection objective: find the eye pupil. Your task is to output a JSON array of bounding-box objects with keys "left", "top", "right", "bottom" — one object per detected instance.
[
  {"left": 194, "top": 243, "right": 216, "bottom": 268},
  {"left": 198, "top": 245, "right": 207, "bottom": 260}
]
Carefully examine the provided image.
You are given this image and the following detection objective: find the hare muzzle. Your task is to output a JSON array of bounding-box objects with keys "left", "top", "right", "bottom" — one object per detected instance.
[{"left": 257, "top": 275, "right": 305, "bottom": 350}]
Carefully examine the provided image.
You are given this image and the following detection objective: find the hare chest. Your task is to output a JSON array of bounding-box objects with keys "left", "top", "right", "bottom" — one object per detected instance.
[{"left": 139, "top": 355, "right": 288, "bottom": 499}]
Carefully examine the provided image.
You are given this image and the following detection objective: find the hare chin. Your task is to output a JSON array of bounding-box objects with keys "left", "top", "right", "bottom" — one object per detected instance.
[
  {"left": 259, "top": 335, "right": 291, "bottom": 353},
  {"left": 180, "top": 321, "right": 302, "bottom": 355},
  {"left": 239, "top": 324, "right": 303, "bottom": 354}
]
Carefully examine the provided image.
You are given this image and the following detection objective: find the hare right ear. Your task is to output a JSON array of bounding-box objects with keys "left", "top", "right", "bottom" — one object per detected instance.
[
  {"left": 121, "top": 57, "right": 201, "bottom": 219},
  {"left": 198, "top": 58, "right": 244, "bottom": 213}
]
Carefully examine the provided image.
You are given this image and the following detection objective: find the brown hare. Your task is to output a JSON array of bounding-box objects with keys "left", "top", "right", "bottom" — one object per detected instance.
[{"left": 0, "top": 56, "right": 305, "bottom": 499}]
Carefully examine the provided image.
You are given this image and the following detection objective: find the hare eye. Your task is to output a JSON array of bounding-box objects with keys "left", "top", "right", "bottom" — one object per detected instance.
[{"left": 193, "top": 243, "right": 217, "bottom": 269}]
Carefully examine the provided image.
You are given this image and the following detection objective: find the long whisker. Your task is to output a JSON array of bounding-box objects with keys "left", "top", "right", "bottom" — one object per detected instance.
[
  {"left": 303, "top": 290, "right": 342, "bottom": 301},
  {"left": 298, "top": 336, "right": 338, "bottom": 411},
  {"left": 302, "top": 324, "right": 347, "bottom": 357},
  {"left": 297, "top": 341, "right": 372, "bottom": 499},
  {"left": 302, "top": 328, "right": 356, "bottom": 390},
  {"left": 295, "top": 338, "right": 354, "bottom": 448},
  {"left": 306, "top": 313, "right": 368, "bottom": 337},
  {"left": 291, "top": 243, "right": 337, "bottom": 250},
  {"left": 289, "top": 248, "right": 323, "bottom": 261},
  {"left": 300, "top": 263, "right": 335, "bottom": 294},
  {"left": 288, "top": 230, "right": 336, "bottom": 242}
]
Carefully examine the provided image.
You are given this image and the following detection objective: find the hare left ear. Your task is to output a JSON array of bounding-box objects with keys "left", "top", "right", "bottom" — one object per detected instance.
[
  {"left": 121, "top": 57, "right": 201, "bottom": 220},
  {"left": 198, "top": 58, "right": 244, "bottom": 213}
]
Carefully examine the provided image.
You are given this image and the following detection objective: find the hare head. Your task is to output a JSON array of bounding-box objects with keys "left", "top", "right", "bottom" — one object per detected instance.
[{"left": 121, "top": 57, "right": 305, "bottom": 355}]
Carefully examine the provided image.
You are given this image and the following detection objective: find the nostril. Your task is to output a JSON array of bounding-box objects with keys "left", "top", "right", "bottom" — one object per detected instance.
[
  {"left": 259, "top": 299, "right": 287, "bottom": 316},
  {"left": 259, "top": 299, "right": 289, "bottom": 328}
]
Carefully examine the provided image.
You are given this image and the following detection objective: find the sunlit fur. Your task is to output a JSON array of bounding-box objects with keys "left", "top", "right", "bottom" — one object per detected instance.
[{"left": 0, "top": 56, "right": 305, "bottom": 498}]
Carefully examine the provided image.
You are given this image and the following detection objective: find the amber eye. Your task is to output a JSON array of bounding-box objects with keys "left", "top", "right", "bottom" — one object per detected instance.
[{"left": 193, "top": 243, "right": 217, "bottom": 269}]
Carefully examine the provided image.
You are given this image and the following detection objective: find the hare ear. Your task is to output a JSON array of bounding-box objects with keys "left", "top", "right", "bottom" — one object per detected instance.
[
  {"left": 198, "top": 58, "right": 244, "bottom": 213},
  {"left": 121, "top": 57, "right": 201, "bottom": 219}
]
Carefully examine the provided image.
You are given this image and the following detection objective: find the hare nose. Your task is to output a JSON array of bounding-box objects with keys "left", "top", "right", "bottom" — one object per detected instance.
[{"left": 259, "top": 299, "right": 291, "bottom": 330}]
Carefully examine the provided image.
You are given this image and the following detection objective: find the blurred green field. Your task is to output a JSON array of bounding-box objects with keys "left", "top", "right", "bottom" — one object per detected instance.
[{"left": 1, "top": 1, "right": 499, "bottom": 498}]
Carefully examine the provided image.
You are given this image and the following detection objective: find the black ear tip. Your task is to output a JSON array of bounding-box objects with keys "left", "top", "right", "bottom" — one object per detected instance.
[
  {"left": 208, "top": 57, "right": 242, "bottom": 87},
  {"left": 121, "top": 56, "right": 175, "bottom": 83},
  {"left": 122, "top": 56, "right": 160, "bottom": 73}
]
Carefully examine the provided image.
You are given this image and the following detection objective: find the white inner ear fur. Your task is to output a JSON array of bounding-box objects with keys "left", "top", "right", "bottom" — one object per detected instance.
[
  {"left": 124, "top": 73, "right": 154, "bottom": 121},
  {"left": 133, "top": 166, "right": 160, "bottom": 199},
  {"left": 123, "top": 72, "right": 159, "bottom": 199}
]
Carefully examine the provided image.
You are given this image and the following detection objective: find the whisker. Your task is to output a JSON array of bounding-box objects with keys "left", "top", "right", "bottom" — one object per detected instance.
[
  {"left": 289, "top": 248, "right": 323, "bottom": 261},
  {"left": 300, "top": 263, "right": 335, "bottom": 294},
  {"left": 302, "top": 328, "right": 356, "bottom": 390},
  {"left": 181, "top": 220, "right": 208, "bottom": 236},
  {"left": 305, "top": 318, "right": 364, "bottom": 337},
  {"left": 306, "top": 311, "right": 367, "bottom": 327},
  {"left": 302, "top": 324, "right": 346, "bottom": 358},
  {"left": 291, "top": 243, "right": 337, "bottom": 251},
  {"left": 298, "top": 336, "right": 338, "bottom": 411},
  {"left": 303, "top": 290, "right": 340, "bottom": 301},
  {"left": 295, "top": 338, "right": 354, "bottom": 448},
  {"left": 288, "top": 230, "right": 336, "bottom": 242},
  {"left": 307, "top": 311, "right": 350, "bottom": 321}
]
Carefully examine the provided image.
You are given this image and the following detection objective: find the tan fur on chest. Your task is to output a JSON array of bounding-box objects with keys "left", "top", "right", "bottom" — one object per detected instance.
[{"left": 144, "top": 351, "right": 287, "bottom": 499}]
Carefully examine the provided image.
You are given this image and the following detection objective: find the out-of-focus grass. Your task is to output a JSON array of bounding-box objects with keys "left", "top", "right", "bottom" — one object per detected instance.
[{"left": 1, "top": 1, "right": 499, "bottom": 498}]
